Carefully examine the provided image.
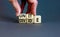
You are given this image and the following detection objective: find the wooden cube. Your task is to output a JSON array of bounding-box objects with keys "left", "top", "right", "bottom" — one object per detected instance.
[
  {"left": 26, "top": 18, "right": 33, "bottom": 23},
  {"left": 19, "top": 19, "right": 27, "bottom": 23},
  {"left": 26, "top": 14, "right": 34, "bottom": 19},
  {"left": 33, "top": 15, "right": 41, "bottom": 23},
  {"left": 19, "top": 13, "right": 26, "bottom": 19}
]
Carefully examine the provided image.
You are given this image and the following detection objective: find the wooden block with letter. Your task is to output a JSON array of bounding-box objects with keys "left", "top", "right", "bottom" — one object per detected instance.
[{"left": 33, "top": 15, "right": 41, "bottom": 23}]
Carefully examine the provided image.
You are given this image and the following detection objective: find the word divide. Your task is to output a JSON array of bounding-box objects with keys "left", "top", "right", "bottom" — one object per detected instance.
[{"left": 18, "top": 13, "right": 41, "bottom": 23}]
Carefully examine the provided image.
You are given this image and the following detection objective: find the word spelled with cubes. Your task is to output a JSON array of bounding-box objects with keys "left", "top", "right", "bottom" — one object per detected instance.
[{"left": 18, "top": 13, "right": 41, "bottom": 23}]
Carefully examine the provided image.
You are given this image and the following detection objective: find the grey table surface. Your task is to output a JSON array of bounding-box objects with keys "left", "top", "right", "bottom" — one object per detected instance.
[{"left": 0, "top": 19, "right": 60, "bottom": 37}]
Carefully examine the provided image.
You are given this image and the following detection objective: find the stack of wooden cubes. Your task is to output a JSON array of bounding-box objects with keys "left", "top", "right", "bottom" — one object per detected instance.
[{"left": 18, "top": 13, "right": 41, "bottom": 23}]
